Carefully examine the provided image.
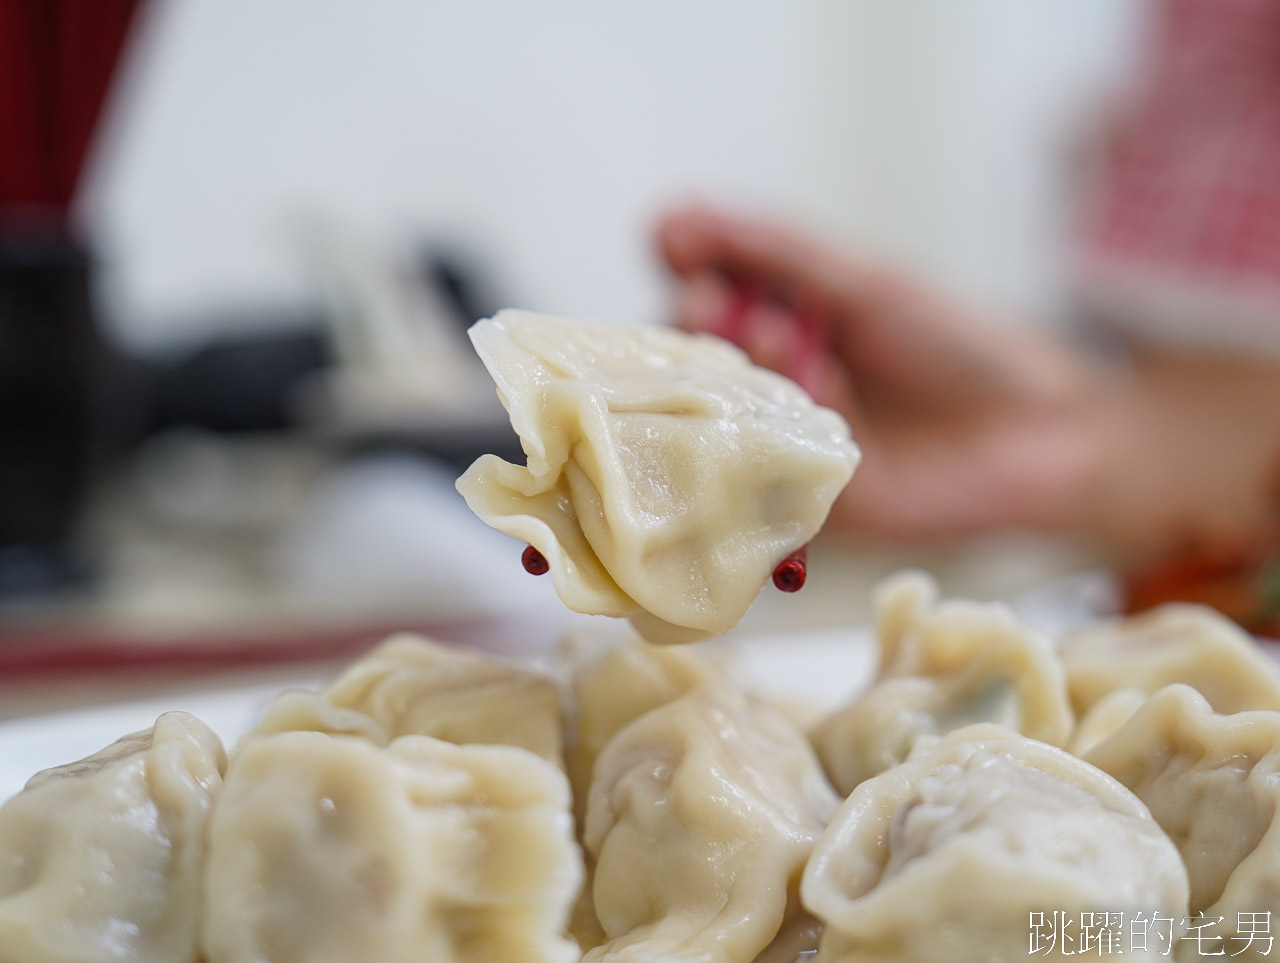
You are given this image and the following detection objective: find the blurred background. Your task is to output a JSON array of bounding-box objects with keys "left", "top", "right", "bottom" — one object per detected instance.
[
  {"left": 0, "top": 0, "right": 1216, "bottom": 716},
  {"left": 88, "top": 0, "right": 1140, "bottom": 343}
]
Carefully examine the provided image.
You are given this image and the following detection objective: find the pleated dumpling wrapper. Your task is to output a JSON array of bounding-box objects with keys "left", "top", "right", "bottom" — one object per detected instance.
[
  {"left": 202, "top": 731, "right": 582, "bottom": 963},
  {"left": 0, "top": 711, "right": 226, "bottom": 963},
  {"left": 802, "top": 725, "right": 1190, "bottom": 963},
  {"left": 812, "top": 570, "right": 1074, "bottom": 794},
  {"left": 456, "top": 310, "right": 860, "bottom": 644},
  {"left": 1083, "top": 684, "right": 1280, "bottom": 958},
  {"left": 566, "top": 636, "right": 722, "bottom": 802},
  {"left": 581, "top": 685, "right": 839, "bottom": 962},
  {"left": 1060, "top": 603, "right": 1280, "bottom": 719},
  {"left": 249, "top": 634, "right": 564, "bottom": 765}
]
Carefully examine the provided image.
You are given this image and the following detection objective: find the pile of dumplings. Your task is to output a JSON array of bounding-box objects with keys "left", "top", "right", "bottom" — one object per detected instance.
[
  {"left": 4, "top": 571, "right": 1280, "bottom": 963},
  {"left": 6, "top": 313, "right": 1280, "bottom": 961}
]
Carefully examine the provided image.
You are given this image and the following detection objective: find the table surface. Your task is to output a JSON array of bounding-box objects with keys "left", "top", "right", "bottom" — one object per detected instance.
[{"left": 0, "top": 532, "right": 1107, "bottom": 724}]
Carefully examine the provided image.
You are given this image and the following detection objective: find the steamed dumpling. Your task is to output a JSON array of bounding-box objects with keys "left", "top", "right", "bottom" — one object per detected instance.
[
  {"left": 1083, "top": 684, "right": 1280, "bottom": 957},
  {"left": 1061, "top": 603, "right": 1280, "bottom": 718},
  {"left": 250, "top": 634, "right": 563, "bottom": 764},
  {"left": 567, "top": 637, "right": 722, "bottom": 801},
  {"left": 812, "top": 571, "right": 1073, "bottom": 793},
  {"left": 802, "top": 726, "right": 1190, "bottom": 962},
  {"left": 456, "top": 310, "right": 859, "bottom": 644},
  {"left": 1069, "top": 687, "right": 1148, "bottom": 755},
  {"left": 582, "top": 686, "right": 839, "bottom": 962},
  {"left": 202, "top": 731, "right": 581, "bottom": 963},
  {"left": 565, "top": 639, "right": 728, "bottom": 952},
  {"left": 0, "top": 712, "right": 226, "bottom": 963}
]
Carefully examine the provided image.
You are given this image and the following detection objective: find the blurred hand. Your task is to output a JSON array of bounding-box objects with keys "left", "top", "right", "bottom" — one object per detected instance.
[
  {"left": 658, "top": 206, "right": 1280, "bottom": 555},
  {"left": 656, "top": 205, "right": 1110, "bottom": 543}
]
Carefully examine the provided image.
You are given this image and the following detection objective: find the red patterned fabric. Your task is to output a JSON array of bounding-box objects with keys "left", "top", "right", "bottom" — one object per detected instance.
[{"left": 1077, "top": 0, "right": 1280, "bottom": 353}]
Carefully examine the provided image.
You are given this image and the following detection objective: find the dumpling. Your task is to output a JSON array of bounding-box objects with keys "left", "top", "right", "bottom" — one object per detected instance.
[
  {"left": 250, "top": 634, "right": 563, "bottom": 764},
  {"left": 1068, "top": 687, "right": 1147, "bottom": 755},
  {"left": 812, "top": 571, "right": 1073, "bottom": 793},
  {"left": 1083, "top": 684, "right": 1280, "bottom": 957},
  {"left": 564, "top": 638, "right": 727, "bottom": 952},
  {"left": 802, "top": 725, "right": 1190, "bottom": 962},
  {"left": 867, "top": 566, "right": 938, "bottom": 674},
  {"left": 582, "top": 685, "right": 839, "bottom": 962},
  {"left": 1060, "top": 603, "right": 1280, "bottom": 718},
  {"left": 456, "top": 310, "right": 859, "bottom": 644},
  {"left": 202, "top": 731, "right": 581, "bottom": 963},
  {"left": 566, "top": 636, "right": 722, "bottom": 801},
  {"left": 0, "top": 712, "right": 226, "bottom": 963}
]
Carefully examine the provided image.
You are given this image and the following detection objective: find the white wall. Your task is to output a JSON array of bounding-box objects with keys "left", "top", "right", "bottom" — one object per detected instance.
[
  {"left": 801, "top": 0, "right": 1144, "bottom": 320},
  {"left": 80, "top": 0, "right": 1144, "bottom": 348}
]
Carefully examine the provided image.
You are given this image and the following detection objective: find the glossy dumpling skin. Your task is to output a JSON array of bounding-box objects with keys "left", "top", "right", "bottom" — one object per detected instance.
[
  {"left": 803, "top": 726, "right": 1190, "bottom": 963},
  {"left": 812, "top": 571, "right": 1073, "bottom": 794},
  {"left": 582, "top": 685, "right": 839, "bottom": 962},
  {"left": 1083, "top": 684, "right": 1280, "bottom": 957},
  {"left": 565, "top": 638, "right": 728, "bottom": 952},
  {"left": 202, "top": 731, "right": 581, "bottom": 963},
  {"left": 1061, "top": 603, "right": 1280, "bottom": 718},
  {"left": 251, "top": 634, "right": 563, "bottom": 764},
  {"left": 0, "top": 711, "right": 226, "bottom": 963},
  {"left": 567, "top": 637, "right": 722, "bottom": 801},
  {"left": 456, "top": 310, "right": 860, "bottom": 644}
]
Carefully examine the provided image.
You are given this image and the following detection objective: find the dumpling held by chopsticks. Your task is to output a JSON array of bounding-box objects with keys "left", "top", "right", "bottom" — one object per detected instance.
[{"left": 456, "top": 310, "right": 859, "bottom": 643}]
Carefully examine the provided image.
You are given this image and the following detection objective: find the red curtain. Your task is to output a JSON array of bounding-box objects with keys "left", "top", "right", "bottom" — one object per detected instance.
[{"left": 0, "top": 0, "right": 144, "bottom": 211}]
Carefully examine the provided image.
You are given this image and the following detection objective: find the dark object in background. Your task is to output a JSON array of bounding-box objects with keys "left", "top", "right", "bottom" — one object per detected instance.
[
  {"left": 0, "top": 241, "right": 518, "bottom": 598},
  {"left": 0, "top": 0, "right": 149, "bottom": 595},
  {"left": 139, "top": 318, "right": 331, "bottom": 435},
  {"left": 0, "top": 223, "right": 111, "bottom": 594},
  {"left": 420, "top": 247, "right": 502, "bottom": 330},
  {"left": 0, "top": 238, "right": 333, "bottom": 599}
]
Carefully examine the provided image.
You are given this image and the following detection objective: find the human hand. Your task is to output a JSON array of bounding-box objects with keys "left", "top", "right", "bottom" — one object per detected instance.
[{"left": 656, "top": 205, "right": 1108, "bottom": 543}]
